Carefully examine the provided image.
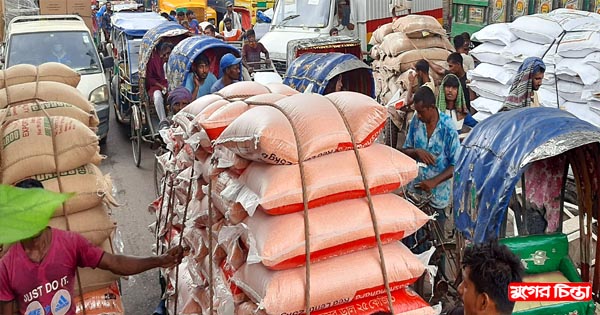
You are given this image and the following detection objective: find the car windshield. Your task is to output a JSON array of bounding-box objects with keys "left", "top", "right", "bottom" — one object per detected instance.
[
  {"left": 7, "top": 31, "right": 102, "bottom": 74},
  {"left": 272, "top": 0, "right": 331, "bottom": 28}
]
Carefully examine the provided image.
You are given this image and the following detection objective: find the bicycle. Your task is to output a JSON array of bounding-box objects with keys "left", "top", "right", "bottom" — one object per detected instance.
[{"left": 403, "top": 190, "right": 463, "bottom": 313}]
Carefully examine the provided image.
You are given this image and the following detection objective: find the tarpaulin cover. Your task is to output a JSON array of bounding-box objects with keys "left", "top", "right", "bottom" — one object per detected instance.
[
  {"left": 166, "top": 36, "right": 240, "bottom": 91},
  {"left": 138, "top": 22, "right": 188, "bottom": 78},
  {"left": 111, "top": 12, "right": 166, "bottom": 37},
  {"left": 453, "top": 107, "right": 600, "bottom": 243},
  {"left": 282, "top": 52, "right": 374, "bottom": 97}
]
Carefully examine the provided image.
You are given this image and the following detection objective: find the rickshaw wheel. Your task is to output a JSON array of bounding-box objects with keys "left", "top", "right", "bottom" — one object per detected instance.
[
  {"left": 131, "top": 105, "right": 142, "bottom": 167},
  {"left": 153, "top": 146, "right": 167, "bottom": 197}
]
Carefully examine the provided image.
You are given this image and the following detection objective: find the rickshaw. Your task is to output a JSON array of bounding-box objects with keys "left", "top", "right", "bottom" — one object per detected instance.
[
  {"left": 148, "top": 35, "right": 240, "bottom": 195},
  {"left": 275, "top": 36, "right": 363, "bottom": 74},
  {"left": 109, "top": 12, "right": 166, "bottom": 124},
  {"left": 282, "top": 52, "right": 374, "bottom": 97},
  {"left": 134, "top": 22, "right": 190, "bottom": 167},
  {"left": 451, "top": 107, "right": 600, "bottom": 314}
]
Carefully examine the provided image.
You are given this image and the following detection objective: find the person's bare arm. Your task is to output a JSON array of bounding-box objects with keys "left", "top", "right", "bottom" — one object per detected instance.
[
  {"left": 1, "top": 301, "right": 16, "bottom": 315},
  {"left": 401, "top": 148, "right": 436, "bottom": 165},
  {"left": 97, "top": 246, "right": 184, "bottom": 276},
  {"left": 416, "top": 165, "right": 454, "bottom": 191},
  {"left": 261, "top": 44, "right": 269, "bottom": 60},
  {"left": 428, "top": 61, "right": 446, "bottom": 76}
]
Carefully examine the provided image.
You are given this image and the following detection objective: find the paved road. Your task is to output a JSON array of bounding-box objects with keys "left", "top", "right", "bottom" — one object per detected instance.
[{"left": 99, "top": 110, "right": 162, "bottom": 314}]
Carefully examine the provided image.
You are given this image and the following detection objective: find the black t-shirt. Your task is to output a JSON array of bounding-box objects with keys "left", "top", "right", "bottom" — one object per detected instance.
[
  {"left": 459, "top": 74, "right": 471, "bottom": 112},
  {"left": 447, "top": 305, "right": 464, "bottom": 315}
]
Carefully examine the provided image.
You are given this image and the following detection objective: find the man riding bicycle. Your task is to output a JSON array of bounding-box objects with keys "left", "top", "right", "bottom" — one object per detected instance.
[{"left": 401, "top": 86, "right": 460, "bottom": 253}]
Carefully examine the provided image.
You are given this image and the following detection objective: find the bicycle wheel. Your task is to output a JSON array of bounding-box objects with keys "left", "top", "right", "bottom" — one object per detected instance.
[
  {"left": 153, "top": 147, "right": 166, "bottom": 197},
  {"left": 131, "top": 105, "right": 142, "bottom": 167}
]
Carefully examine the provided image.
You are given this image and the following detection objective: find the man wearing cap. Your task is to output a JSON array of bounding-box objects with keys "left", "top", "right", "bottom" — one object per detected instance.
[
  {"left": 211, "top": 53, "right": 241, "bottom": 93},
  {"left": 224, "top": 1, "right": 243, "bottom": 31}
]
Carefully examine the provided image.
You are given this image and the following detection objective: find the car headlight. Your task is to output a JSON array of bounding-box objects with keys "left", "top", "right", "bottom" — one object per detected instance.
[{"left": 89, "top": 85, "right": 109, "bottom": 104}]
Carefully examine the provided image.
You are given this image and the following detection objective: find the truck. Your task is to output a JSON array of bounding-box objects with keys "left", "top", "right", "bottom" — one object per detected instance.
[
  {"left": 1, "top": 15, "right": 113, "bottom": 142},
  {"left": 451, "top": 0, "right": 600, "bottom": 37},
  {"left": 259, "top": 0, "right": 444, "bottom": 74}
]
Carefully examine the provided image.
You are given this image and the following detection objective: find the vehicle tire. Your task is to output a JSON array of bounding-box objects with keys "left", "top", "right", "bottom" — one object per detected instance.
[{"left": 131, "top": 106, "right": 142, "bottom": 167}]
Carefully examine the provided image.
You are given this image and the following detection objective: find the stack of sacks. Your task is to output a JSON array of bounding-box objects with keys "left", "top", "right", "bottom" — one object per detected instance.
[
  {"left": 369, "top": 14, "right": 453, "bottom": 104},
  {"left": 152, "top": 81, "right": 434, "bottom": 315},
  {"left": 0, "top": 63, "right": 123, "bottom": 309},
  {"left": 150, "top": 82, "right": 301, "bottom": 314},
  {"left": 469, "top": 9, "right": 600, "bottom": 125}
]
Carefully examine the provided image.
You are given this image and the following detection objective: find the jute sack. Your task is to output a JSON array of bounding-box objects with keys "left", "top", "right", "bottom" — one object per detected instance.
[
  {"left": 32, "top": 164, "right": 117, "bottom": 217},
  {"left": 74, "top": 239, "right": 121, "bottom": 295},
  {"left": 0, "top": 81, "right": 94, "bottom": 112},
  {"left": 245, "top": 194, "right": 429, "bottom": 270},
  {"left": 215, "top": 92, "right": 387, "bottom": 165},
  {"left": 232, "top": 243, "right": 425, "bottom": 315},
  {"left": 370, "top": 22, "right": 393, "bottom": 45},
  {"left": 382, "top": 48, "right": 451, "bottom": 74},
  {"left": 380, "top": 33, "right": 454, "bottom": 57},
  {"left": 0, "top": 101, "right": 99, "bottom": 127},
  {"left": 235, "top": 144, "right": 418, "bottom": 216},
  {"left": 1, "top": 116, "right": 102, "bottom": 184},
  {"left": 392, "top": 14, "right": 445, "bottom": 38},
  {"left": 49, "top": 204, "right": 116, "bottom": 246},
  {"left": 0, "top": 63, "right": 80, "bottom": 89}
]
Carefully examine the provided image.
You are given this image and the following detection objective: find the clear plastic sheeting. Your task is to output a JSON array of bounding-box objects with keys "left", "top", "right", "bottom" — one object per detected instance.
[
  {"left": 453, "top": 107, "right": 600, "bottom": 243},
  {"left": 3, "top": 0, "right": 39, "bottom": 25}
]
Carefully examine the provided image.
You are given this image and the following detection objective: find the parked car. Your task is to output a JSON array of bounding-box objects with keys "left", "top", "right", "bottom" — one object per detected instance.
[{"left": 1, "top": 15, "right": 113, "bottom": 142}]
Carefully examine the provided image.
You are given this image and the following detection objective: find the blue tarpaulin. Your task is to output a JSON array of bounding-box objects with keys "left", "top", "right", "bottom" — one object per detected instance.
[
  {"left": 138, "top": 22, "right": 188, "bottom": 78},
  {"left": 166, "top": 36, "right": 240, "bottom": 91},
  {"left": 282, "top": 52, "right": 374, "bottom": 97},
  {"left": 112, "top": 12, "right": 167, "bottom": 37},
  {"left": 453, "top": 107, "right": 600, "bottom": 243}
]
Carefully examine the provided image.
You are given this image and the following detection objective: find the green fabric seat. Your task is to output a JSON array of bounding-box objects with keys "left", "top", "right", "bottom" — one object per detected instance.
[{"left": 500, "top": 234, "right": 595, "bottom": 315}]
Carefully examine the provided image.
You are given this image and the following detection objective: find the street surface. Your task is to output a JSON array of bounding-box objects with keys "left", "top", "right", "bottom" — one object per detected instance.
[{"left": 100, "top": 111, "right": 161, "bottom": 314}]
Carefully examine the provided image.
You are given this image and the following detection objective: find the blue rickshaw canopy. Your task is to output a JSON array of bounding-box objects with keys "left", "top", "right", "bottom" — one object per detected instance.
[
  {"left": 112, "top": 12, "right": 167, "bottom": 37},
  {"left": 166, "top": 35, "right": 241, "bottom": 91},
  {"left": 453, "top": 107, "right": 600, "bottom": 243},
  {"left": 138, "top": 22, "right": 189, "bottom": 78},
  {"left": 282, "top": 52, "right": 374, "bottom": 97}
]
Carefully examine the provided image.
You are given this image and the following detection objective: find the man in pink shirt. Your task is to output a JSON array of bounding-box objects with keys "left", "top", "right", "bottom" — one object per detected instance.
[{"left": 0, "top": 179, "right": 185, "bottom": 315}]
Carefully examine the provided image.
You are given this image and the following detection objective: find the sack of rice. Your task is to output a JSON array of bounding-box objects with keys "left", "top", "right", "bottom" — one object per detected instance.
[
  {"left": 370, "top": 23, "right": 393, "bottom": 45},
  {"left": 245, "top": 194, "right": 429, "bottom": 270},
  {"left": 557, "top": 31, "right": 600, "bottom": 58},
  {"left": 49, "top": 205, "right": 116, "bottom": 246},
  {"left": 0, "top": 63, "right": 80, "bottom": 89},
  {"left": 31, "top": 164, "right": 117, "bottom": 217},
  {"left": 380, "top": 33, "right": 453, "bottom": 57},
  {"left": 235, "top": 144, "right": 417, "bottom": 216},
  {"left": 471, "top": 23, "right": 518, "bottom": 46},
  {"left": 1, "top": 116, "right": 102, "bottom": 184},
  {"left": 232, "top": 242, "right": 425, "bottom": 315},
  {"left": 73, "top": 282, "right": 124, "bottom": 315},
  {"left": 382, "top": 48, "right": 451, "bottom": 74},
  {"left": 509, "top": 14, "right": 563, "bottom": 44},
  {"left": 215, "top": 92, "right": 386, "bottom": 165},
  {"left": 391, "top": 15, "right": 445, "bottom": 38},
  {"left": 0, "top": 101, "right": 99, "bottom": 127},
  {"left": 0, "top": 82, "right": 94, "bottom": 112}
]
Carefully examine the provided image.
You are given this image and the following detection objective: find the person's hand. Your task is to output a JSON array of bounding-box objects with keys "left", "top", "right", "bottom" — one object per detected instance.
[
  {"left": 193, "top": 74, "right": 201, "bottom": 87},
  {"left": 415, "top": 179, "right": 436, "bottom": 192},
  {"left": 408, "top": 71, "right": 417, "bottom": 86},
  {"left": 159, "top": 245, "right": 186, "bottom": 268},
  {"left": 416, "top": 149, "right": 436, "bottom": 165}
]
